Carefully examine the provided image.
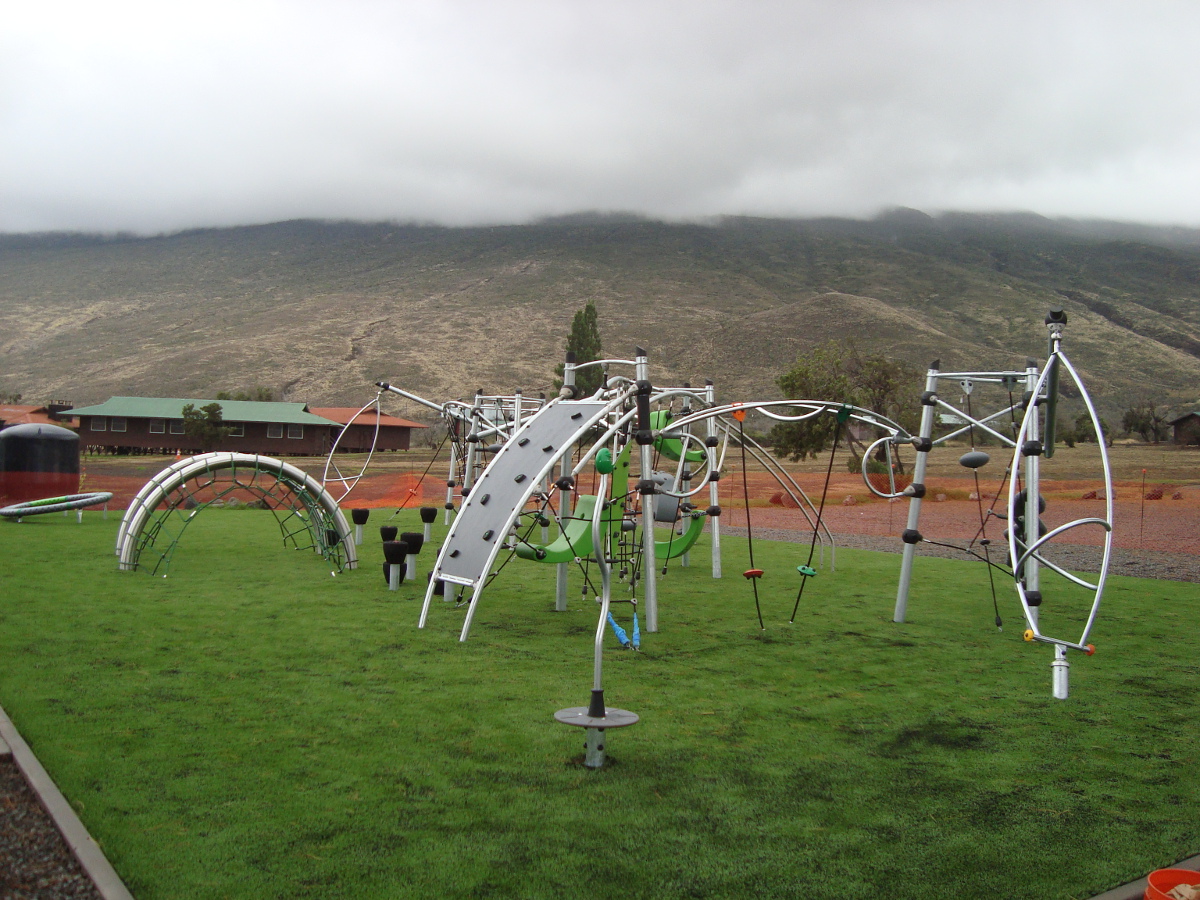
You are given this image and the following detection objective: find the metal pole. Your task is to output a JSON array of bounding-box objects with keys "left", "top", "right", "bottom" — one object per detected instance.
[
  {"left": 635, "top": 348, "right": 659, "bottom": 632},
  {"left": 1052, "top": 644, "right": 1069, "bottom": 699},
  {"left": 705, "top": 380, "right": 722, "bottom": 579},
  {"left": 556, "top": 352, "right": 577, "bottom": 612},
  {"left": 462, "top": 391, "right": 482, "bottom": 498},
  {"left": 444, "top": 438, "right": 459, "bottom": 525},
  {"left": 894, "top": 360, "right": 940, "bottom": 623},
  {"left": 679, "top": 386, "right": 693, "bottom": 568},
  {"left": 1023, "top": 357, "right": 1042, "bottom": 631}
]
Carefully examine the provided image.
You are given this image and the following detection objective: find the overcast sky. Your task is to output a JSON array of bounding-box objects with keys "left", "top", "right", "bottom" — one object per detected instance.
[{"left": 3, "top": 1, "right": 1199, "bottom": 234}]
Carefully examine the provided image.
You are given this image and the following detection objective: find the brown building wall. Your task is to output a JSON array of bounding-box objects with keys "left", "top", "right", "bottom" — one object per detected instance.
[
  {"left": 1173, "top": 415, "right": 1200, "bottom": 446},
  {"left": 79, "top": 415, "right": 336, "bottom": 456},
  {"left": 332, "top": 423, "right": 413, "bottom": 451}
]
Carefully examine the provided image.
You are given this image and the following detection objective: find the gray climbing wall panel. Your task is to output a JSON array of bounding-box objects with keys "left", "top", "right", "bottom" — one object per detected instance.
[{"left": 422, "top": 399, "right": 612, "bottom": 635}]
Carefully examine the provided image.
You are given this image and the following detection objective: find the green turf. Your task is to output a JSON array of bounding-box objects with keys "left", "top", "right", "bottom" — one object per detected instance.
[{"left": 1, "top": 510, "right": 1198, "bottom": 899}]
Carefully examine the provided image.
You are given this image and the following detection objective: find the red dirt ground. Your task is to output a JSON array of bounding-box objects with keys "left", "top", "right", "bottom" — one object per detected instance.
[{"left": 82, "top": 470, "right": 1200, "bottom": 556}]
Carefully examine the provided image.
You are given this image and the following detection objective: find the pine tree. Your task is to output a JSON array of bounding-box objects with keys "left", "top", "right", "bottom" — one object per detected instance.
[{"left": 554, "top": 302, "right": 603, "bottom": 396}]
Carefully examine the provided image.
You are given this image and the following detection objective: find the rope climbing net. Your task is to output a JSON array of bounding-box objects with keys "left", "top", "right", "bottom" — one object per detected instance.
[{"left": 117, "top": 453, "right": 357, "bottom": 576}]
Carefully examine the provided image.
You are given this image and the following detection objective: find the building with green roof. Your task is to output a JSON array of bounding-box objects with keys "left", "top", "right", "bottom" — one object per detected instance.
[{"left": 66, "top": 397, "right": 350, "bottom": 456}]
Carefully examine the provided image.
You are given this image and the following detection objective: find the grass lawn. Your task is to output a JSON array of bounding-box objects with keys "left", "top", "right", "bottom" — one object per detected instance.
[{"left": 1, "top": 509, "right": 1197, "bottom": 899}]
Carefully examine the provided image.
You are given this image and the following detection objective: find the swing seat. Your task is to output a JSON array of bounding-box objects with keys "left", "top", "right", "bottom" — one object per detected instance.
[
  {"left": 796, "top": 565, "right": 817, "bottom": 577},
  {"left": 742, "top": 568, "right": 764, "bottom": 579}
]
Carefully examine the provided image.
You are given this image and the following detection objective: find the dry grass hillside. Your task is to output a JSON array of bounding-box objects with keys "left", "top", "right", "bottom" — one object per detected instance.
[{"left": 2, "top": 211, "right": 1199, "bottom": 420}]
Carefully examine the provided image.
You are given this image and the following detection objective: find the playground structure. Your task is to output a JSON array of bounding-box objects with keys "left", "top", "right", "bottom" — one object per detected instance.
[
  {"left": 138, "top": 308, "right": 1108, "bottom": 764},
  {"left": 0, "top": 421, "right": 115, "bottom": 522},
  {"left": 116, "top": 453, "right": 357, "bottom": 576},
  {"left": 368, "top": 371, "right": 845, "bottom": 619},
  {"left": 873, "top": 309, "right": 1113, "bottom": 699},
  {"left": 396, "top": 351, "right": 911, "bottom": 765},
  {"left": 0, "top": 491, "right": 114, "bottom": 521},
  {"left": 386, "top": 310, "right": 1109, "bottom": 711}
]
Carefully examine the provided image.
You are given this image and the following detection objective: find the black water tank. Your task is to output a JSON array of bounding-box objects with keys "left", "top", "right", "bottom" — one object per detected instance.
[{"left": 0, "top": 424, "right": 80, "bottom": 505}]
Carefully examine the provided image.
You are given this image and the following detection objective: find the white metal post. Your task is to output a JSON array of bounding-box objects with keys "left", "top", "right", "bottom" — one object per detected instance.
[
  {"left": 444, "top": 440, "right": 459, "bottom": 525},
  {"left": 706, "top": 380, "right": 722, "bottom": 579},
  {"left": 1023, "top": 358, "right": 1042, "bottom": 631},
  {"left": 1052, "top": 644, "right": 1069, "bottom": 699},
  {"left": 894, "top": 361, "right": 940, "bottom": 623},
  {"left": 636, "top": 349, "right": 659, "bottom": 632},
  {"left": 679, "top": 386, "right": 693, "bottom": 568},
  {"left": 556, "top": 352, "right": 577, "bottom": 612}
]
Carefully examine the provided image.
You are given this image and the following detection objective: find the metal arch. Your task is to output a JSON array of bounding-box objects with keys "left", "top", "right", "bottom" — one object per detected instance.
[
  {"left": 859, "top": 434, "right": 908, "bottom": 499},
  {"left": 665, "top": 397, "right": 910, "bottom": 508},
  {"left": 663, "top": 399, "right": 908, "bottom": 443},
  {"left": 1006, "top": 350, "right": 1114, "bottom": 652},
  {"left": 321, "top": 391, "right": 384, "bottom": 503},
  {"left": 114, "top": 452, "right": 226, "bottom": 555},
  {"left": 117, "top": 453, "right": 357, "bottom": 575}
]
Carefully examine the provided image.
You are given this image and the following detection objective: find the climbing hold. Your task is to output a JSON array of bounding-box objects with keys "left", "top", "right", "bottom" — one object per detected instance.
[
  {"left": 743, "top": 569, "right": 764, "bottom": 579},
  {"left": 959, "top": 450, "right": 991, "bottom": 469},
  {"left": 595, "top": 447, "right": 615, "bottom": 474},
  {"left": 796, "top": 565, "right": 817, "bottom": 577}
]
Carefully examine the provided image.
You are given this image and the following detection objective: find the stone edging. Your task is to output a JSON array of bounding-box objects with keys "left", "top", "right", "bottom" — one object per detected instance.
[{"left": 0, "top": 702, "right": 135, "bottom": 900}]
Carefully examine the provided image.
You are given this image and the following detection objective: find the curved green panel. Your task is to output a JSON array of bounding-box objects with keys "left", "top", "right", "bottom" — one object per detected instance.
[
  {"left": 515, "top": 494, "right": 600, "bottom": 563},
  {"left": 650, "top": 410, "right": 706, "bottom": 463},
  {"left": 654, "top": 512, "right": 706, "bottom": 559}
]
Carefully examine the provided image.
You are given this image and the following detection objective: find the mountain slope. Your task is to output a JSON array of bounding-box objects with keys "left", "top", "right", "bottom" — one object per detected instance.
[{"left": 1, "top": 213, "right": 1198, "bottom": 418}]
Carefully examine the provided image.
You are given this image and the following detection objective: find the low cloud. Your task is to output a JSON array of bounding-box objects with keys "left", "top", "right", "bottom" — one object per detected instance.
[{"left": 3, "top": 0, "right": 1199, "bottom": 233}]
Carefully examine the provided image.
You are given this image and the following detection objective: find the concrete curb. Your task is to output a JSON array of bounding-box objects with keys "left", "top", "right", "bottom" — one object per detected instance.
[{"left": 0, "top": 702, "right": 135, "bottom": 900}]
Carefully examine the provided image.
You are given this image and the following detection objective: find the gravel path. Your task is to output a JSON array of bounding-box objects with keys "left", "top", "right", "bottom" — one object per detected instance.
[
  {"left": 0, "top": 755, "right": 102, "bottom": 900},
  {"left": 727, "top": 527, "right": 1200, "bottom": 584}
]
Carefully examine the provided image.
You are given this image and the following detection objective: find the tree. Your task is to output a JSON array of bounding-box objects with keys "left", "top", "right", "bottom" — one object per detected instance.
[
  {"left": 181, "top": 402, "right": 232, "bottom": 450},
  {"left": 554, "top": 302, "right": 603, "bottom": 396},
  {"left": 770, "top": 343, "right": 919, "bottom": 466},
  {"left": 1073, "top": 411, "right": 1112, "bottom": 447},
  {"left": 1121, "top": 399, "right": 1170, "bottom": 442},
  {"left": 770, "top": 344, "right": 857, "bottom": 461},
  {"left": 1056, "top": 417, "right": 1077, "bottom": 448}
]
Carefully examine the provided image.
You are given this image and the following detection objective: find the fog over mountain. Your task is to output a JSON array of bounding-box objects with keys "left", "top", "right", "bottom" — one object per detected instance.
[{"left": 3, "top": 2, "right": 1200, "bottom": 233}]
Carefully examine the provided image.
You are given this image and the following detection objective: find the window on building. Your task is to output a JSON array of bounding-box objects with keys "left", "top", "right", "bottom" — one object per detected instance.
[
  {"left": 169, "top": 420, "right": 185, "bottom": 435},
  {"left": 110, "top": 417, "right": 127, "bottom": 433},
  {"left": 287, "top": 424, "right": 304, "bottom": 439},
  {"left": 228, "top": 423, "right": 244, "bottom": 437},
  {"left": 267, "top": 423, "right": 284, "bottom": 439},
  {"left": 149, "top": 419, "right": 166, "bottom": 434},
  {"left": 90, "top": 417, "right": 106, "bottom": 431}
]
